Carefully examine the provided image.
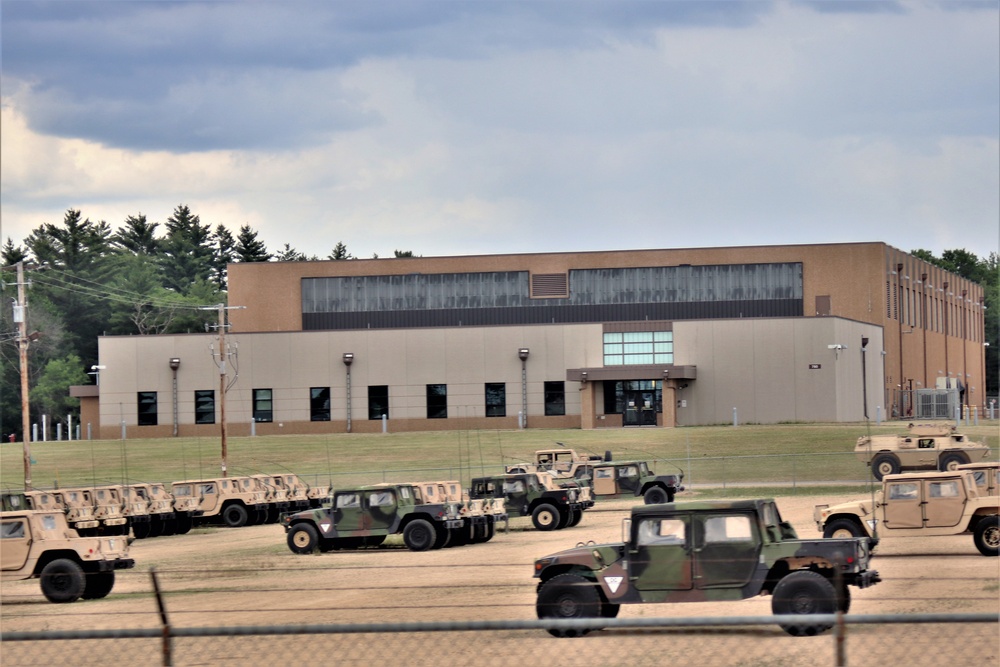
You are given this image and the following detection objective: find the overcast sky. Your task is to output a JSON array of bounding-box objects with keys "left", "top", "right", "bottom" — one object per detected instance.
[{"left": 2, "top": 1, "right": 998, "bottom": 262}]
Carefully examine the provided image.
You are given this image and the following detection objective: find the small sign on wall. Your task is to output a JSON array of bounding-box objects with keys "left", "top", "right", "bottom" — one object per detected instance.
[{"left": 809, "top": 364, "right": 822, "bottom": 370}]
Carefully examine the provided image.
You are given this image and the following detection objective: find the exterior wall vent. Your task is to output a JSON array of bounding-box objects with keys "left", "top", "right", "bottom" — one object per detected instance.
[{"left": 531, "top": 273, "right": 569, "bottom": 298}]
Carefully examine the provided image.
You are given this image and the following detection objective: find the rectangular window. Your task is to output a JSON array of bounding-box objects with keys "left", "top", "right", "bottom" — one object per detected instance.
[
  {"left": 485, "top": 383, "right": 506, "bottom": 417},
  {"left": 604, "top": 331, "right": 673, "bottom": 366},
  {"left": 368, "top": 385, "right": 389, "bottom": 420},
  {"left": 310, "top": 387, "right": 331, "bottom": 421},
  {"left": 137, "top": 391, "right": 158, "bottom": 426},
  {"left": 544, "top": 381, "right": 566, "bottom": 416},
  {"left": 194, "top": 390, "right": 215, "bottom": 424},
  {"left": 426, "top": 384, "right": 448, "bottom": 419},
  {"left": 253, "top": 389, "right": 273, "bottom": 423}
]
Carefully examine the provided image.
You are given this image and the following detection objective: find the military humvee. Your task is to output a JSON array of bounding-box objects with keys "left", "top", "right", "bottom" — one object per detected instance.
[
  {"left": 1, "top": 507, "right": 135, "bottom": 603},
  {"left": 958, "top": 461, "right": 1000, "bottom": 497},
  {"left": 170, "top": 476, "right": 269, "bottom": 528},
  {"left": 815, "top": 468, "right": 1000, "bottom": 557},
  {"left": 534, "top": 498, "right": 880, "bottom": 637},
  {"left": 25, "top": 488, "right": 100, "bottom": 536},
  {"left": 414, "top": 480, "right": 508, "bottom": 545},
  {"left": 282, "top": 483, "right": 465, "bottom": 553},
  {"left": 469, "top": 472, "right": 585, "bottom": 531},
  {"left": 90, "top": 486, "right": 129, "bottom": 535},
  {"left": 507, "top": 448, "right": 684, "bottom": 505},
  {"left": 855, "top": 422, "right": 991, "bottom": 480},
  {"left": 124, "top": 482, "right": 193, "bottom": 538}
]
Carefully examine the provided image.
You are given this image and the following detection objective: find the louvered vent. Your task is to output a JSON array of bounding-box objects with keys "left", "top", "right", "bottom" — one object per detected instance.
[{"left": 531, "top": 273, "right": 569, "bottom": 298}]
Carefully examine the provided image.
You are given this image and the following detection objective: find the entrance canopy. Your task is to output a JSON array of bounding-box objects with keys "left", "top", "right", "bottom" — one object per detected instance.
[{"left": 566, "top": 365, "right": 697, "bottom": 383}]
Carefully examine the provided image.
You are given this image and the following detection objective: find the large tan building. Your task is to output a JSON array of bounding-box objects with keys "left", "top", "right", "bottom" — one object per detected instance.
[{"left": 81, "top": 242, "right": 986, "bottom": 438}]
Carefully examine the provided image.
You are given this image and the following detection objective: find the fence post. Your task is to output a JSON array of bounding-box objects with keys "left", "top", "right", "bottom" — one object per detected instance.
[{"left": 150, "top": 568, "right": 173, "bottom": 666}]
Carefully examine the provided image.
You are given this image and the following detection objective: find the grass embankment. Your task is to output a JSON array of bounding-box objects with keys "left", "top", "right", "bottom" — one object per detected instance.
[{"left": 2, "top": 421, "right": 996, "bottom": 492}]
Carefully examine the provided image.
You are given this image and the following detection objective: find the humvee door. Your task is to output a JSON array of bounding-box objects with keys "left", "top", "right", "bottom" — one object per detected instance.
[
  {"left": 1, "top": 517, "right": 30, "bottom": 571},
  {"left": 364, "top": 489, "right": 398, "bottom": 531},
  {"left": 631, "top": 515, "right": 693, "bottom": 591}
]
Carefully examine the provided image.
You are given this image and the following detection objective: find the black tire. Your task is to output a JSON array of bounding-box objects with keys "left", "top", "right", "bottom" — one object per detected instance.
[
  {"left": 568, "top": 507, "right": 583, "bottom": 527},
  {"left": 536, "top": 573, "right": 602, "bottom": 638},
  {"left": 557, "top": 509, "right": 572, "bottom": 529},
  {"left": 871, "top": 453, "right": 900, "bottom": 481},
  {"left": 82, "top": 571, "right": 115, "bottom": 600},
  {"left": 131, "top": 521, "right": 151, "bottom": 540},
  {"left": 173, "top": 515, "right": 192, "bottom": 535},
  {"left": 823, "top": 518, "right": 865, "bottom": 540},
  {"left": 771, "top": 570, "right": 838, "bottom": 637},
  {"left": 222, "top": 504, "right": 248, "bottom": 528},
  {"left": 480, "top": 520, "right": 495, "bottom": 543},
  {"left": 973, "top": 515, "right": 999, "bottom": 557},
  {"left": 286, "top": 523, "right": 319, "bottom": 554},
  {"left": 403, "top": 519, "right": 436, "bottom": 551},
  {"left": 40, "top": 558, "right": 86, "bottom": 603},
  {"left": 643, "top": 486, "right": 669, "bottom": 505},
  {"left": 152, "top": 518, "right": 170, "bottom": 537},
  {"left": 601, "top": 602, "right": 620, "bottom": 618},
  {"left": 532, "top": 503, "right": 561, "bottom": 531},
  {"left": 433, "top": 525, "right": 451, "bottom": 549},
  {"left": 837, "top": 584, "right": 851, "bottom": 614},
  {"left": 939, "top": 452, "right": 969, "bottom": 472}
]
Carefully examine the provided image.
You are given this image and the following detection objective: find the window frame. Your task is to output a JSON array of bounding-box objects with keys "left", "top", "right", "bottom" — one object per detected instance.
[
  {"left": 543, "top": 381, "right": 566, "bottom": 416},
  {"left": 368, "top": 385, "right": 389, "bottom": 421},
  {"left": 426, "top": 384, "right": 448, "bottom": 419},
  {"left": 485, "top": 382, "right": 506, "bottom": 418},
  {"left": 310, "top": 386, "right": 331, "bottom": 422},
  {"left": 194, "top": 389, "right": 216, "bottom": 425},
  {"left": 137, "top": 391, "right": 158, "bottom": 426},
  {"left": 253, "top": 388, "right": 273, "bottom": 423}
]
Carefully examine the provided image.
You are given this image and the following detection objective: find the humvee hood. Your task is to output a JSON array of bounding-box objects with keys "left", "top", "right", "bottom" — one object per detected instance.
[{"left": 533, "top": 542, "right": 624, "bottom": 575}]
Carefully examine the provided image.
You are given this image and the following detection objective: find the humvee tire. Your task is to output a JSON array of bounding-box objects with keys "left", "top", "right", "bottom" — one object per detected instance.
[
  {"left": 973, "top": 515, "right": 999, "bottom": 557},
  {"left": 643, "top": 486, "right": 669, "bottom": 505},
  {"left": 287, "top": 523, "right": 319, "bottom": 554},
  {"left": 403, "top": 519, "right": 436, "bottom": 551},
  {"left": 131, "top": 521, "right": 151, "bottom": 540},
  {"left": 568, "top": 507, "right": 583, "bottom": 527},
  {"left": 771, "top": 570, "right": 837, "bottom": 637},
  {"left": 939, "top": 452, "right": 970, "bottom": 472},
  {"left": 40, "top": 559, "right": 87, "bottom": 603},
  {"left": 871, "top": 453, "right": 901, "bottom": 481},
  {"left": 174, "top": 515, "right": 193, "bottom": 535},
  {"left": 536, "top": 573, "right": 601, "bottom": 638},
  {"left": 222, "top": 504, "right": 248, "bottom": 528},
  {"left": 82, "top": 571, "right": 116, "bottom": 600},
  {"left": 823, "top": 518, "right": 864, "bottom": 539},
  {"left": 532, "top": 503, "right": 560, "bottom": 531}
]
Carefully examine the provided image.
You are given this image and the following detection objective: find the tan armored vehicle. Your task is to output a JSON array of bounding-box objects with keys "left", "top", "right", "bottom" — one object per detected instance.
[
  {"left": 124, "top": 482, "right": 193, "bottom": 538},
  {"left": 25, "top": 488, "right": 100, "bottom": 536},
  {"left": 856, "top": 422, "right": 991, "bottom": 480},
  {"left": 90, "top": 486, "right": 129, "bottom": 535},
  {"left": 170, "top": 475, "right": 268, "bottom": 528},
  {"left": 958, "top": 461, "right": 1000, "bottom": 497},
  {"left": 414, "top": 480, "right": 507, "bottom": 544},
  {"left": 815, "top": 468, "right": 1000, "bottom": 556},
  {"left": 1, "top": 507, "right": 135, "bottom": 602}
]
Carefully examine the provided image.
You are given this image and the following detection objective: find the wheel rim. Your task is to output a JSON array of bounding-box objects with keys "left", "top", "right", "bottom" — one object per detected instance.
[
  {"left": 790, "top": 592, "right": 817, "bottom": 614},
  {"left": 49, "top": 573, "right": 72, "bottom": 593},
  {"left": 292, "top": 531, "right": 311, "bottom": 549},
  {"left": 830, "top": 528, "right": 854, "bottom": 539},
  {"left": 555, "top": 593, "right": 581, "bottom": 618},
  {"left": 985, "top": 525, "right": 1000, "bottom": 548},
  {"left": 877, "top": 461, "right": 894, "bottom": 476},
  {"left": 538, "top": 510, "right": 555, "bottom": 527}
]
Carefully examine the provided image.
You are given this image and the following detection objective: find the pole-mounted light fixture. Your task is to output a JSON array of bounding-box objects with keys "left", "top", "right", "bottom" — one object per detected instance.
[
  {"left": 343, "top": 353, "right": 354, "bottom": 433},
  {"left": 518, "top": 348, "right": 529, "bottom": 361},
  {"left": 342, "top": 352, "right": 354, "bottom": 366}
]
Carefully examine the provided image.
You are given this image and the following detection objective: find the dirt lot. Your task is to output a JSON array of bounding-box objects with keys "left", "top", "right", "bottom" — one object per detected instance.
[{"left": 2, "top": 493, "right": 998, "bottom": 666}]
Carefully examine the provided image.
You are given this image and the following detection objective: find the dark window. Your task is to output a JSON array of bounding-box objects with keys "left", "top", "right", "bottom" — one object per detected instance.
[
  {"left": 427, "top": 384, "right": 447, "bottom": 419},
  {"left": 194, "top": 390, "right": 215, "bottom": 424},
  {"left": 368, "top": 385, "right": 389, "bottom": 420},
  {"left": 253, "top": 389, "right": 273, "bottom": 423},
  {"left": 310, "top": 387, "right": 331, "bottom": 421},
  {"left": 485, "top": 383, "right": 506, "bottom": 417},
  {"left": 544, "top": 381, "right": 565, "bottom": 416},
  {"left": 137, "top": 392, "right": 158, "bottom": 426}
]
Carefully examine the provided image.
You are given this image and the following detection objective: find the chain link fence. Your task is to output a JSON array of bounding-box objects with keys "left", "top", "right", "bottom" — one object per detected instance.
[{"left": 2, "top": 614, "right": 997, "bottom": 667}]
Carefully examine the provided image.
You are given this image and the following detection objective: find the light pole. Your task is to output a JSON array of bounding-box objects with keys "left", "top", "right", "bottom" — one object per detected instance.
[
  {"left": 170, "top": 358, "right": 181, "bottom": 437},
  {"left": 343, "top": 353, "right": 354, "bottom": 433},
  {"left": 518, "top": 348, "right": 529, "bottom": 429}
]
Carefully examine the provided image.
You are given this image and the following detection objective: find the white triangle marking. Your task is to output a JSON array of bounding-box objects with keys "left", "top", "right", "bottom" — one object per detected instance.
[{"left": 604, "top": 576, "right": 623, "bottom": 593}]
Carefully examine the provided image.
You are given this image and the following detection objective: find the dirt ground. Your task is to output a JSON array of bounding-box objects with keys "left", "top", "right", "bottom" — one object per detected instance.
[{"left": 2, "top": 493, "right": 998, "bottom": 666}]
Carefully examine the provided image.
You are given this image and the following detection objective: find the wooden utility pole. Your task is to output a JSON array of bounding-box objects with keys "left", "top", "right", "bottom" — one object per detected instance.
[
  {"left": 15, "top": 262, "right": 32, "bottom": 490},
  {"left": 202, "top": 303, "right": 244, "bottom": 478}
]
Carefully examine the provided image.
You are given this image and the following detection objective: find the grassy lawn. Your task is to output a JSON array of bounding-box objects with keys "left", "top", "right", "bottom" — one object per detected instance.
[{"left": 2, "top": 421, "right": 996, "bottom": 492}]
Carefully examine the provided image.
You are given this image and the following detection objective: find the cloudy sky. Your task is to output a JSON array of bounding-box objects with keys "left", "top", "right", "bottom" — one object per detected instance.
[{"left": 2, "top": 1, "right": 998, "bottom": 262}]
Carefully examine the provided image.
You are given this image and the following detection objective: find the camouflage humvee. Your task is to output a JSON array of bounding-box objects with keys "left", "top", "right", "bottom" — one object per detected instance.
[
  {"left": 469, "top": 472, "right": 584, "bottom": 531},
  {"left": 534, "top": 499, "right": 880, "bottom": 637},
  {"left": 815, "top": 468, "right": 1000, "bottom": 557},
  {"left": 282, "top": 483, "right": 465, "bottom": 553},
  {"left": 507, "top": 448, "right": 684, "bottom": 505},
  {"left": 170, "top": 476, "right": 269, "bottom": 528},
  {"left": 1, "top": 507, "right": 135, "bottom": 603},
  {"left": 855, "top": 422, "right": 991, "bottom": 480}
]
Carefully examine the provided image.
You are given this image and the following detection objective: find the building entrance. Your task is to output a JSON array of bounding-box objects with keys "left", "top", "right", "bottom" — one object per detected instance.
[{"left": 623, "top": 390, "right": 658, "bottom": 426}]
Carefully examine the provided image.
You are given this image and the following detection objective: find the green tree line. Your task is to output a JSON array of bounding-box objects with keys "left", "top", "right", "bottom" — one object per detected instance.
[{"left": 0, "top": 206, "right": 995, "bottom": 439}]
